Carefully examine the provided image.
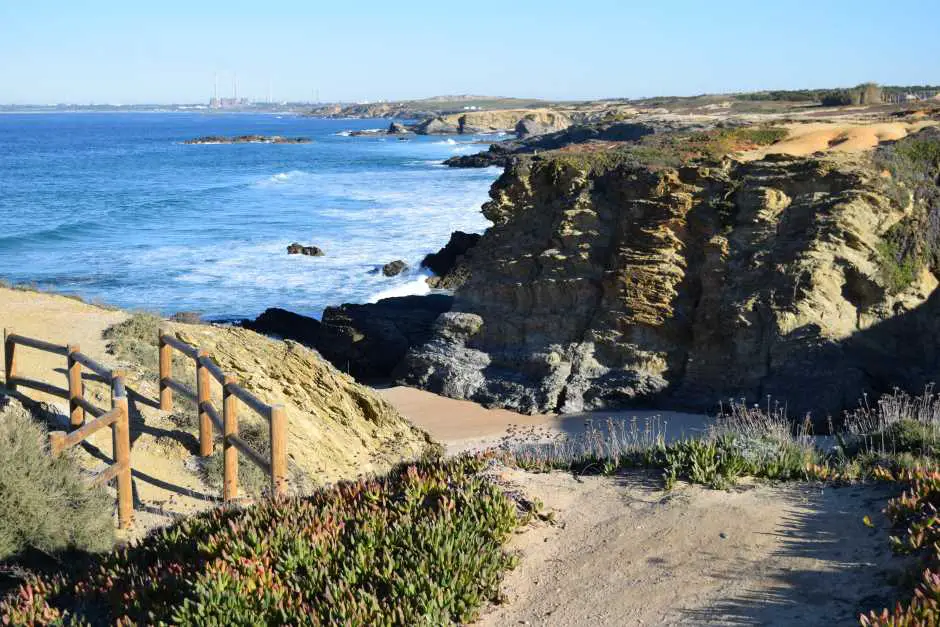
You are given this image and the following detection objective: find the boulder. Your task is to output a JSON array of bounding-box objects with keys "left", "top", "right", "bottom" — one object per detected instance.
[
  {"left": 382, "top": 260, "right": 409, "bottom": 277},
  {"left": 387, "top": 122, "right": 410, "bottom": 134},
  {"left": 287, "top": 242, "right": 325, "bottom": 256},
  {"left": 247, "top": 308, "right": 323, "bottom": 346}
]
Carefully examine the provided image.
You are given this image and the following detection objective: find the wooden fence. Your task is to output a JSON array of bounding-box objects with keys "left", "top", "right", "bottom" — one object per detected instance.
[
  {"left": 3, "top": 328, "right": 133, "bottom": 528},
  {"left": 0, "top": 326, "right": 289, "bottom": 529},
  {"left": 158, "top": 330, "right": 287, "bottom": 500}
]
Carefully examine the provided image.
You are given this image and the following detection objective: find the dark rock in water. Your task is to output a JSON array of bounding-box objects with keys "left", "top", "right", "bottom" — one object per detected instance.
[
  {"left": 348, "top": 128, "right": 385, "bottom": 137},
  {"left": 421, "top": 231, "right": 481, "bottom": 289},
  {"left": 382, "top": 260, "right": 409, "bottom": 277},
  {"left": 387, "top": 122, "right": 410, "bottom": 134},
  {"left": 287, "top": 242, "right": 325, "bottom": 256},
  {"left": 247, "top": 295, "right": 454, "bottom": 381}
]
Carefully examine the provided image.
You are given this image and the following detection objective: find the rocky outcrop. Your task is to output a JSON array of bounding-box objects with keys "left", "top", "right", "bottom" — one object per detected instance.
[
  {"left": 422, "top": 231, "right": 481, "bottom": 289},
  {"left": 382, "top": 260, "right": 408, "bottom": 277},
  {"left": 287, "top": 243, "right": 324, "bottom": 256},
  {"left": 444, "top": 120, "right": 709, "bottom": 168},
  {"left": 415, "top": 117, "right": 461, "bottom": 135},
  {"left": 184, "top": 135, "right": 311, "bottom": 144},
  {"left": 247, "top": 295, "right": 454, "bottom": 381},
  {"left": 387, "top": 122, "right": 410, "bottom": 134},
  {"left": 515, "top": 111, "right": 572, "bottom": 138},
  {"left": 400, "top": 135, "right": 940, "bottom": 420},
  {"left": 415, "top": 109, "right": 572, "bottom": 136}
]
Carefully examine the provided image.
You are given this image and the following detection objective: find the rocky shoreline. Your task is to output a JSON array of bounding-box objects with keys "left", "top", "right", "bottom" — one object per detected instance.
[
  {"left": 245, "top": 112, "right": 940, "bottom": 423},
  {"left": 184, "top": 135, "right": 311, "bottom": 144}
]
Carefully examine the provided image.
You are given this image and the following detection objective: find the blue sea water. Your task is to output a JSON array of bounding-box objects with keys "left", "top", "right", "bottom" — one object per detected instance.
[{"left": 0, "top": 113, "right": 501, "bottom": 319}]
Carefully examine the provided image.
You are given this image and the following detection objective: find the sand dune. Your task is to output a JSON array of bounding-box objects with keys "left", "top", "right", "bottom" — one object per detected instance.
[{"left": 742, "top": 120, "right": 936, "bottom": 160}]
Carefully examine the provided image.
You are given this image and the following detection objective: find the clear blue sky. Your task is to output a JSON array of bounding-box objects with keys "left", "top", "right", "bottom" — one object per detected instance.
[{"left": 2, "top": 0, "right": 938, "bottom": 104}]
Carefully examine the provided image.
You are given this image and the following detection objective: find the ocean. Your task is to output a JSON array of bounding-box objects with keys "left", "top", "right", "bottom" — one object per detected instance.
[{"left": 0, "top": 112, "right": 501, "bottom": 319}]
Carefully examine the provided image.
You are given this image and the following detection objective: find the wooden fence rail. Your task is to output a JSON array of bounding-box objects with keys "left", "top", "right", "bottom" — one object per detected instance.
[
  {"left": 158, "top": 330, "right": 287, "bottom": 500},
  {"left": 3, "top": 328, "right": 133, "bottom": 528},
  {"left": 1, "top": 325, "right": 290, "bottom": 528}
]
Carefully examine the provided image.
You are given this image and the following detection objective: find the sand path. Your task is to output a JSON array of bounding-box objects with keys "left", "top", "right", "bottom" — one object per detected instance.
[
  {"left": 478, "top": 469, "right": 899, "bottom": 626},
  {"left": 0, "top": 288, "right": 220, "bottom": 537}
]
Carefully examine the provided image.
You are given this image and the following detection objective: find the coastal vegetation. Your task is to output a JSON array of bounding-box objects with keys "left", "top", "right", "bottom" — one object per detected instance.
[
  {"left": 0, "top": 398, "right": 114, "bottom": 562},
  {"left": 7, "top": 383, "right": 940, "bottom": 623},
  {"left": 0, "top": 456, "right": 524, "bottom": 625},
  {"left": 545, "top": 124, "right": 790, "bottom": 172},
  {"left": 874, "top": 128, "right": 940, "bottom": 292}
]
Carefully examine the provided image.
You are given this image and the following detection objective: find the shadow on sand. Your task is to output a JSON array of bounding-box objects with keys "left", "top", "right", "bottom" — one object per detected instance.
[{"left": 677, "top": 483, "right": 904, "bottom": 625}]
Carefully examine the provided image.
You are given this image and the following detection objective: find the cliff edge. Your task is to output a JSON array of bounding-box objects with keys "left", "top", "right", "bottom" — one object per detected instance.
[{"left": 400, "top": 128, "right": 940, "bottom": 419}]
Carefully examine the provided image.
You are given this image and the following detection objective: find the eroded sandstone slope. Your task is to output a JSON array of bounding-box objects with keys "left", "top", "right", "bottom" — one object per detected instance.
[{"left": 401, "top": 129, "right": 940, "bottom": 419}]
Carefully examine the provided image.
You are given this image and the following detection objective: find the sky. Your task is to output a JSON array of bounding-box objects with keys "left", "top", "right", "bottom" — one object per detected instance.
[{"left": 1, "top": 0, "right": 939, "bottom": 105}]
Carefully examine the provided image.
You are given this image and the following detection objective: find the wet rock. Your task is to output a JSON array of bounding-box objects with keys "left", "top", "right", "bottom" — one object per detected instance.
[
  {"left": 382, "top": 260, "right": 409, "bottom": 277},
  {"left": 287, "top": 242, "right": 325, "bottom": 256}
]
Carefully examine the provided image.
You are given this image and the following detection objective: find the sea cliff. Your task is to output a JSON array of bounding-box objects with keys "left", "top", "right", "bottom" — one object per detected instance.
[{"left": 399, "top": 128, "right": 940, "bottom": 418}]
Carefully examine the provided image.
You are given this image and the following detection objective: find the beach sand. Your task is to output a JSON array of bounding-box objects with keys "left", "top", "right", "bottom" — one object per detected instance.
[{"left": 379, "top": 385, "right": 711, "bottom": 453}]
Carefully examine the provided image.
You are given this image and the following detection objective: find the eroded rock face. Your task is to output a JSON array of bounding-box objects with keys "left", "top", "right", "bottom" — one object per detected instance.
[
  {"left": 400, "top": 150, "right": 940, "bottom": 419},
  {"left": 422, "top": 231, "right": 481, "bottom": 289}
]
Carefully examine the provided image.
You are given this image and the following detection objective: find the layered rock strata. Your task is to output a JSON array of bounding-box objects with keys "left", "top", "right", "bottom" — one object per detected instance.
[{"left": 401, "top": 141, "right": 940, "bottom": 419}]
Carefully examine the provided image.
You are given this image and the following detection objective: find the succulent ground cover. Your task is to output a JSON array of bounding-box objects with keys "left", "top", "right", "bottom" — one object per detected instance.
[
  {"left": 8, "top": 387, "right": 940, "bottom": 624},
  {"left": 0, "top": 456, "right": 526, "bottom": 626}
]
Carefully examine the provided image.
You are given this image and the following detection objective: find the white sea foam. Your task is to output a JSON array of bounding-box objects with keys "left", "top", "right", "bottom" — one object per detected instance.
[
  {"left": 367, "top": 275, "right": 431, "bottom": 302},
  {"left": 1, "top": 116, "right": 500, "bottom": 319}
]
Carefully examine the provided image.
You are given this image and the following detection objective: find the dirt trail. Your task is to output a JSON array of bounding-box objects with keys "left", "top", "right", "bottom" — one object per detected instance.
[{"left": 479, "top": 469, "right": 899, "bottom": 626}]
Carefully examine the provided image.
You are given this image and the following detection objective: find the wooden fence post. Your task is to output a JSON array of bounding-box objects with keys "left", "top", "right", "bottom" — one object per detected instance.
[
  {"left": 270, "top": 404, "right": 287, "bottom": 498},
  {"left": 3, "top": 328, "right": 16, "bottom": 392},
  {"left": 222, "top": 374, "right": 239, "bottom": 502},
  {"left": 196, "top": 350, "right": 213, "bottom": 456},
  {"left": 158, "top": 330, "right": 172, "bottom": 411},
  {"left": 66, "top": 344, "right": 84, "bottom": 427},
  {"left": 49, "top": 431, "right": 66, "bottom": 457},
  {"left": 112, "top": 378, "right": 133, "bottom": 529}
]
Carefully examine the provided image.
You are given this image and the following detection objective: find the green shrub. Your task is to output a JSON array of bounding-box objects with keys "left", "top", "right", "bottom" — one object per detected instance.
[
  {"left": 201, "top": 421, "right": 273, "bottom": 496},
  {"left": 0, "top": 455, "right": 523, "bottom": 625},
  {"left": 822, "top": 83, "right": 883, "bottom": 107},
  {"left": 0, "top": 397, "right": 114, "bottom": 561},
  {"left": 873, "top": 128, "right": 940, "bottom": 292}
]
